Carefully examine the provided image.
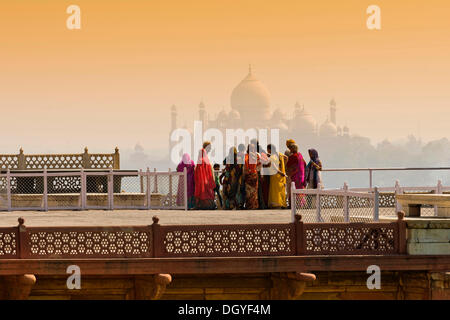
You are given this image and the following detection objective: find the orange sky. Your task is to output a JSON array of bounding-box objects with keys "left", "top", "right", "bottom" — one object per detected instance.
[{"left": 0, "top": 0, "right": 449, "bottom": 154}]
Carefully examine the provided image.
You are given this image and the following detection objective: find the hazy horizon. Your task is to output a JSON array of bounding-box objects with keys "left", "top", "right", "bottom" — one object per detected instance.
[{"left": 1, "top": 1, "right": 450, "bottom": 155}]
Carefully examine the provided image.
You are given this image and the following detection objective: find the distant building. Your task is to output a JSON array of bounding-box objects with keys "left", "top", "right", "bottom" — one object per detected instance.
[{"left": 169, "top": 67, "right": 350, "bottom": 157}]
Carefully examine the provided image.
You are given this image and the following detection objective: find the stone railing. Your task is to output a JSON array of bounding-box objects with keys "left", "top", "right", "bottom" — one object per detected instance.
[
  {"left": 0, "top": 147, "right": 120, "bottom": 170},
  {"left": 0, "top": 169, "right": 188, "bottom": 211},
  {"left": 0, "top": 214, "right": 406, "bottom": 259}
]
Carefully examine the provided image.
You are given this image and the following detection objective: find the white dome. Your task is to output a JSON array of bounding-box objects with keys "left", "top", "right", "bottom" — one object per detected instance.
[
  {"left": 230, "top": 68, "right": 271, "bottom": 124},
  {"left": 320, "top": 118, "right": 338, "bottom": 137}
]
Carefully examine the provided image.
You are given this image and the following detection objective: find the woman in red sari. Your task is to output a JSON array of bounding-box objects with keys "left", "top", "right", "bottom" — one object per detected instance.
[
  {"left": 194, "top": 141, "right": 217, "bottom": 210},
  {"left": 244, "top": 143, "right": 261, "bottom": 209},
  {"left": 286, "top": 144, "right": 306, "bottom": 208}
]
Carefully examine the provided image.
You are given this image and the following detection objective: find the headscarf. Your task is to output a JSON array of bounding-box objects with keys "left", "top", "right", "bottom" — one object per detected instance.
[
  {"left": 286, "top": 139, "right": 296, "bottom": 148},
  {"left": 181, "top": 153, "right": 194, "bottom": 165},
  {"left": 308, "top": 149, "right": 320, "bottom": 164},
  {"left": 197, "top": 148, "right": 211, "bottom": 165},
  {"left": 224, "top": 147, "right": 238, "bottom": 165},
  {"left": 177, "top": 153, "right": 195, "bottom": 173}
]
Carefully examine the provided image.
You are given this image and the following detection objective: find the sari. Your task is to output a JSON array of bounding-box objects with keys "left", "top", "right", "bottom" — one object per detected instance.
[
  {"left": 244, "top": 152, "right": 260, "bottom": 209},
  {"left": 268, "top": 152, "right": 287, "bottom": 208},
  {"left": 305, "top": 149, "right": 323, "bottom": 189},
  {"left": 236, "top": 151, "right": 246, "bottom": 208},
  {"left": 221, "top": 151, "right": 242, "bottom": 210},
  {"left": 259, "top": 152, "right": 270, "bottom": 209},
  {"left": 286, "top": 152, "right": 306, "bottom": 206},
  {"left": 176, "top": 153, "right": 195, "bottom": 209},
  {"left": 194, "top": 148, "right": 216, "bottom": 209}
]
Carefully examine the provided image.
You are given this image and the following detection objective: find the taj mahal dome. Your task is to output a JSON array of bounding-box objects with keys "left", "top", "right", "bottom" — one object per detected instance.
[{"left": 169, "top": 66, "right": 350, "bottom": 155}]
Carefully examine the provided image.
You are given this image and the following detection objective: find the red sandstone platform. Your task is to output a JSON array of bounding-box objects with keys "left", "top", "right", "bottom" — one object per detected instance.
[{"left": 0, "top": 209, "right": 292, "bottom": 227}]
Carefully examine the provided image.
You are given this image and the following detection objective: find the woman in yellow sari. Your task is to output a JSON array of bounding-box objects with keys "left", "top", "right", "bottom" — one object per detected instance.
[{"left": 267, "top": 144, "right": 287, "bottom": 209}]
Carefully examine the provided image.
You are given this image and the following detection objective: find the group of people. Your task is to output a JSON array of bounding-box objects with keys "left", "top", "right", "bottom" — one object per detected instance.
[{"left": 176, "top": 139, "right": 323, "bottom": 210}]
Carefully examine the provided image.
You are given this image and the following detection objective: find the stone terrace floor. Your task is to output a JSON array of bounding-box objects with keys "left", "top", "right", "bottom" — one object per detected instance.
[{"left": 0, "top": 209, "right": 293, "bottom": 227}]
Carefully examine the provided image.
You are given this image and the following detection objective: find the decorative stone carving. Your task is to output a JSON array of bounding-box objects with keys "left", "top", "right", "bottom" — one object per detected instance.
[
  {"left": 270, "top": 272, "right": 316, "bottom": 300},
  {"left": 0, "top": 274, "right": 36, "bottom": 300},
  {"left": 134, "top": 274, "right": 172, "bottom": 300}
]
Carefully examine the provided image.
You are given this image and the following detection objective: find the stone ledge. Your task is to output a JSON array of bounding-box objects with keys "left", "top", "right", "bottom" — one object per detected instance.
[
  {"left": 405, "top": 218, "right": 450, "bottom": 229},
  {"left": 407, "top": 229, "right": 450, "bottom": 243},
  {"left": 407, "top": 243, "right": 450, "bottom": 255}
]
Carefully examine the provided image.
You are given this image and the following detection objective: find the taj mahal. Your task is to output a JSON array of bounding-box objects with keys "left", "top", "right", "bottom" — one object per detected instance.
[{"left": 169, "top": 66, "right": 351, "bottom": 156}]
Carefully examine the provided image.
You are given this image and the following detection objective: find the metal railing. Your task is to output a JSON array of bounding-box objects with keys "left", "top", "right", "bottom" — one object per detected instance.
[
  {"left": 291, "top": 180, "right": 450, "bottom": 221},
  {"left": 0, "top": 215, "right": 406, "bottom": 259},
  {"left": 291, "top": 182, "right": 379, "bottom": 223},
  {"left": 0, "top": 168, "right": 188, "bottom": 211},
  {"left": 322, "top": 167, "right": 450, "bottom": 188}
]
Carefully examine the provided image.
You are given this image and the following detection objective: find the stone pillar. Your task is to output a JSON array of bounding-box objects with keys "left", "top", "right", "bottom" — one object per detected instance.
[
  {"left": 18, "top": 148, "right": 26, "bottom": 170},
  {"left": 113, "top": 147, "right": 120, "bottom": 170},
  {"left": 82, "top": 147, "right": 91, "bottom": 169}
]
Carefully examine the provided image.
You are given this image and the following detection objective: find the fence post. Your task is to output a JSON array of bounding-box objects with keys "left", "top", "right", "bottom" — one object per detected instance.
[
  {"left": 18, "top": 148, "right": 26, "bottom": 170},
  {"left": 80, "top": 168, "right": 86, "bottom": 210},
  {"left": 183, "top": 167, "right": 188, "bottom": 211},
  {"left": 6, "top": 169, "right": 11, "bottom": 211},
  {"left": 374, "top": 186, "right": 379, "bottom": 221},
  {"left": 139, "top": 169, "right": 144, "bottom": 194},
  {"left": 294, "top": 214, "right": 304, "bottom": 255},
  {"left": 397, "top": 211, "right": 407, "bottom": 254},
  {"left": 435, "top": 180, "right": 442, "bottom": 217},
  {"left": 291, "top": 182, "right": 296, "bottom": 223},
  {"left": 113, "top": 147, "right": 120, "bottom": 169},
  {"left": 82, "top": 147, "right": 91, "bottom": 169},
  {"left": 316, "top": 188, "right": 322, "bottom": 223},
  {"left": 395, "top": 180, "right": 401, "bottom": 212},
  {"left": 369, "top": 169, "right": 373, "bottom": 189},
  {"left": 168, "top": 168, "right": 173, "bottom": 207},
  {"left": 146, "top": 167, "right": 151, "bottom": 210},
  {"left": 108, "top": 169, "right": 114, "bottom": 210},
  {"left": 154, "top": 168, "right": 158, "bottom": 193},
  {"left": 152, "top": 216, "right": 161, "bottom": 258},
  {"left": 43, "top": 168, "right": 48, "bottom": 212},
  {"left": 343, "top": 182, "right": 349, "bottom": 222},
  {"left": 18, "top": 217, "right": 27, "bottom": 259}
]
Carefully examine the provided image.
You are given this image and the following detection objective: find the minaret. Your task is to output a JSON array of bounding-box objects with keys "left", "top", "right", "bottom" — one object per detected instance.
[
  {"left": 330, "top": 98, "right": 337, "bottom": 125},
  {"left": 199, "top": 101, "right": 207, "bottom": 129},
  {"left": 169, "top": 105, "right": 178, "bottom": 156},
  {"left": 171, "top": 104, "right": 177, "bottom": 132}
]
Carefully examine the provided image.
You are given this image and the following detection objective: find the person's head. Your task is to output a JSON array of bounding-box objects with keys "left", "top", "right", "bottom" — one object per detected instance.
[
  {"left": 289, "top": 144, "right": 298, "bottom": 153},
  {"left": 308, "top": 148, "right": 319, "bottom": 160},
  {"left": 267, "top": 144, "right": 277, "bottom": 154},
  {"left": 213, "top": 163, "right": 220, "bottom": 170},
  {"left": 203, "top": 141, "right": 211, "bottom": 152},
  {"left": 182, "top": 153, "right": 191, "bottom": 164},
  {"left": 226, "top": 147, "right": 237, "bottom": 164},
  {"left": 286, "top": 139, "right": 296, "bottom": 148},
  {"left": 250, "top": 139, "right": 262, "bottom": 152},
  {"left": 238, "top": 143, "right": 245, "bottom": 153},
  {"left": 248, "top": 143, "right": 256, "bottom": 153}
]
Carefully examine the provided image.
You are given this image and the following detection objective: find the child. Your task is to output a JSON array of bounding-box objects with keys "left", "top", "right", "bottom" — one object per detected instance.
[{"left": 213, "top": 163, "right": 223, "bottom": 209}]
